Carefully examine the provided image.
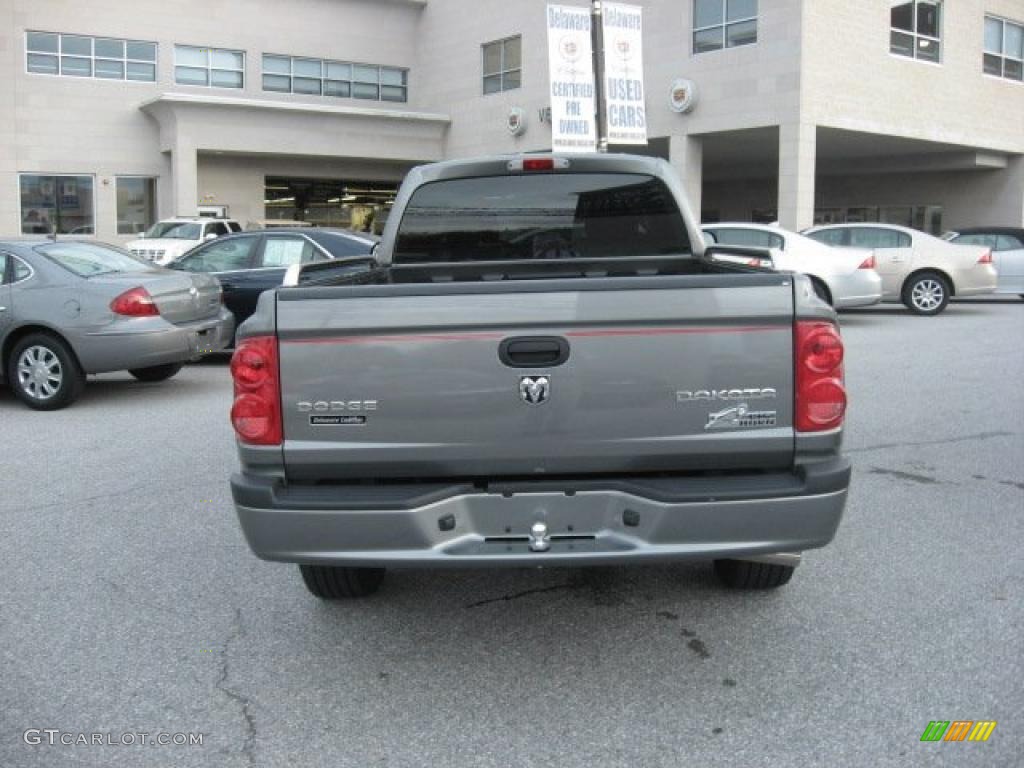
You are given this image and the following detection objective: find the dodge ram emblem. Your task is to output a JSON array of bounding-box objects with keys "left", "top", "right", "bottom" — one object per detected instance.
[{"left": 519, "top": 376, "right": 550, "bottom": 405}]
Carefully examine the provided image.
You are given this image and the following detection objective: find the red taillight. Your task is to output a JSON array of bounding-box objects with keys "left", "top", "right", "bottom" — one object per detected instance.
[
  {"left": 230, "top": 336, "right": 281, "bottom": 445},
  {"left": 110, "top": 286, "right": 159, "bottom": 317},
  {"left": 858, "top": 254, "right": 876, "bottom": 269},
  {"left": 795, "top": 321, "right": 846, "bottom": 432},
  {"left": 977, "top": 249, "right": 992, "bottom": 265}
]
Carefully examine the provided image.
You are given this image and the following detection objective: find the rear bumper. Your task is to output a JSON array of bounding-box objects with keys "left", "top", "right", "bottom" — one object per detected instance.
[
  {"left": 74, "top": 308, "right": 235, "bottom": 373},
  {"left": 833, "top": 271, "right": 883, "bottom": 309},
  {"left": 231, "top": 459, "right": 850, "bottom": 568},
  {"left": 955, "top": 265, "right": 998, "bottom": 296}
]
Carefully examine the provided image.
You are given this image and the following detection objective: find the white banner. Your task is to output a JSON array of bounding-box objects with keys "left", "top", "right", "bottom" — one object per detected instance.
[
  {"left": 546, "top": 4, "right": 598, "bottom": 153},
  {"left": 601, "top": 2, "right": 647, "bottom": 145}
]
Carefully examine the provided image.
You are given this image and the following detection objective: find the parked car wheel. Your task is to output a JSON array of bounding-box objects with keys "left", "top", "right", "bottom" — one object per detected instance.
[
  {"left": 713, "top": 559, "right": 795, "bottom": 589},
  {"left": 129, "top": 363, "right": 184, "bottom": 382},
  {"left": 902, "top": 272, "right": 950, "bottom": 315},
  {"left": 6, "top": 333, "right": 86, "bottom": 411},
  {"left": 299, "top": 565, "right": 385, "bottom": 598},
  {"left": 809, "top": 277, "right": 833, "bottom": 306}
]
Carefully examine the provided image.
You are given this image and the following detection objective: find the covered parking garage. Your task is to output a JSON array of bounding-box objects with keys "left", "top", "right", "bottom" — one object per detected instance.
[{"left": 691, "top": 125, "right": 1024, "bottom": 232}]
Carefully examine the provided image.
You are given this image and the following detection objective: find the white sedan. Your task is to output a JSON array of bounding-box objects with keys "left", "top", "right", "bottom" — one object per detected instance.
[
  {"left": 803, "top": 223, "right": 997, "bottom": 315},
  {"left": 701, "top": 223, "right": 882, "bottom": 309}
]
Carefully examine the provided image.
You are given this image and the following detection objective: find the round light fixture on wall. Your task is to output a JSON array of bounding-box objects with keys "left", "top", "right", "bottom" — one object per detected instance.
[
  {"left": 507, "top": 106, "right": 527, "bottom": 136},
  {"left": 669, "top": 78, "right": 698, "bottom": 114}
]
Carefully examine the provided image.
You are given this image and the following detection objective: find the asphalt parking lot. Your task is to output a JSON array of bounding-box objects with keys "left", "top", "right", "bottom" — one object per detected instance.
[{"left": 2, "top": 299, "right": 1022, "bottom": 768}]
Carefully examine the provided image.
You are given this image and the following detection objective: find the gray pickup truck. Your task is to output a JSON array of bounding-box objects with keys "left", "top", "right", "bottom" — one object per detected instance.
[{"left": 229, "top": 154, "right": 850, "bottom": 599}]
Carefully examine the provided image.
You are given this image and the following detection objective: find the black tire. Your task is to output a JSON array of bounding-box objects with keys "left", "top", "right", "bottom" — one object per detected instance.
[
  {"left": 128, "top": 363, "right": 184, "bottom": 382},
  {"left": 714, "top": 559, "right": 795, "bottom": 589},
  {"left": 6, "top": 332, "right": 85, "bottom": 411},
  {"left": 901, "top": 272, "right": 950, "bottom": 315},
  {"left": 299, "top": 565, "right": 385, "bottom": 599},
  {"left": 809, "top": 277, "right": 833, "bottom": 306}
]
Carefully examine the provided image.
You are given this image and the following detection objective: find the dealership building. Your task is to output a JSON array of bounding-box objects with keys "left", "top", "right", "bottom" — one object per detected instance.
[{"left": 1, "top": 0, "right": 1021, "bottom": 243}]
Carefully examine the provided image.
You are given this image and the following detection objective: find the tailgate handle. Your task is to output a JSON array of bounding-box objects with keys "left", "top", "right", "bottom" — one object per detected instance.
[{"left": 499, "top": 336, "right": 570, "bottom": 368}]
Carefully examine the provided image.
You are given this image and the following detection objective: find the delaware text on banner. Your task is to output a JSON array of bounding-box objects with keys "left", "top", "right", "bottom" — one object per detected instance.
[
  {"left": 602, "top": 2, "right": 647, "bottom": 145},
  {"left": 546, "top": 4, "right": 598, "bottom": 153}
]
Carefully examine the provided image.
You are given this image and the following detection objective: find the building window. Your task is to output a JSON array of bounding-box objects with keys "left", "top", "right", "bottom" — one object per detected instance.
[
  {"left": 890, "top": 2, "right": 942, "bottom": 63},
  {"left": 693, "top": 0, "right": 758, "bottom": 54},
  {"left": 26, "top": 31, "right": 156, "bottom": 81},
  {"left": 984, "top": 16, "right": 1023, "bottom": 81},
  {"left": 19, "top": 175, "right": 95, "bottom": 235},
  {"left": 482, "top": 36, "right": 521, "bottom": 94},
  {"left": 175, "top": 45, "right": 244, "bottom": 88},
  {"left": 262, "top": 55, "right": 408, "bottom": 102},
  {"left": 116, "top": 177, "right": 157, "bottom": 236}
]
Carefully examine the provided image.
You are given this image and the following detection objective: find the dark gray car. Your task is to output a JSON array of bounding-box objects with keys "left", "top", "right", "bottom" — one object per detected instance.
[
  {"left": 167, "top": 227, "right": 377, "bottom": 335},
  {"left": 1, "top": 239, "right": 234, "bottom": 410}
]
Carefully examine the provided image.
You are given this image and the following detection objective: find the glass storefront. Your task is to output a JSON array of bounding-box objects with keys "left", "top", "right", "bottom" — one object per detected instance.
[
  {"left": 813, "top": 205, "right": 943, "bottom": 235},
  {"left": 264, "top": 177, "right": 399, "bottom": 234},
  {"left": 19, "top": 174, "right": 95, "bottom": 235},
  {"left": 116, "top": 176, "right": 157, "bottom": 235}
]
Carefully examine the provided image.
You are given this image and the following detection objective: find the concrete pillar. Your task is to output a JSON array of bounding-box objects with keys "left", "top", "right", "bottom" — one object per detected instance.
[
  {"left": 1011, "top": 155, "right": 1024, "bottom": 226},
  {"left": 158, "top": 152, "right": 175, "bottom": 220},
  {"left": 669, "top": 133, "right": 703, "bottom": 221},
  {"left": 778, "top": 122, "right": 816, "bottom": 231},
  {"left": 171, "top": 141, "right": 198, "bottom": 217}
]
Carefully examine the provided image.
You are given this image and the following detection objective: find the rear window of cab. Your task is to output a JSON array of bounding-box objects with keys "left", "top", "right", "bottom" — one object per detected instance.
[{"left": 394, "top": 174, "right": 691, "bottom": 263}]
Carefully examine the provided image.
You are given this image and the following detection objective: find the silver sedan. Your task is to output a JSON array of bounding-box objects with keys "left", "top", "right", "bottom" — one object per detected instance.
[{"left": 1, "top": 239, "right": 234, "bottom": 410}]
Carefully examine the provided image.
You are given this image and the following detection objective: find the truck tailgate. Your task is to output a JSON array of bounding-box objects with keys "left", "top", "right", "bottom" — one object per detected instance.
[{"left": 276, "top": 275, "right": 795, "bottom": 480}]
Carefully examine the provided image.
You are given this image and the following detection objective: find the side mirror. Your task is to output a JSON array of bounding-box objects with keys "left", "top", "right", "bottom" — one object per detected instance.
[
  {"left": 703, "top": 244, "right": 775, "bottom": 269},
  {"left": 204, "top": 233, "right": 217, "bottom": 241},
  {"left": 283, "top": 257, "right": 376, "bottom": 287}
]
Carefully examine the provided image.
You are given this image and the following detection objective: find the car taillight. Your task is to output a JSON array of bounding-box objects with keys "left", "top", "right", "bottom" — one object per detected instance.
[
  {"left": 230, "top": 336, "right": 281, "bottom": 445},
  {"left": 977, "top": 250, "right": 992, "bottom": 265},
  {"left": 110, "top": 286, "right": 159, "bottom": 317},
  {"left": 858, "top": 254, "right": 876, "bottom": 269},
  {"left": 795, "top": 321, "right": 846, "bottom": 432}
]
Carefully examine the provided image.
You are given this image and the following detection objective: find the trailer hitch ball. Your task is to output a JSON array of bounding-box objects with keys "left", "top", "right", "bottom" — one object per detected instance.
[{"left": 529, "top": 522, "right": 551, "bottom": 552}]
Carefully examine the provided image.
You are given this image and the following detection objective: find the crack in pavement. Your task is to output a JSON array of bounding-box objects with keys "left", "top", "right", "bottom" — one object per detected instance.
[
  {"left": 845, "top": 431, "right": 1014, "bottom": 454},
  {"left": 0, "top": 483, "right": 156, "bottom": 516},
  {"left": 868, "top": 467, "right": 942, "bottom": 485},
  {"left": 216, "top": 607, "right": 256, "bottom": 767},
  {"left": 466, "top": 582, "right": 583, "bottom": 608}
]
